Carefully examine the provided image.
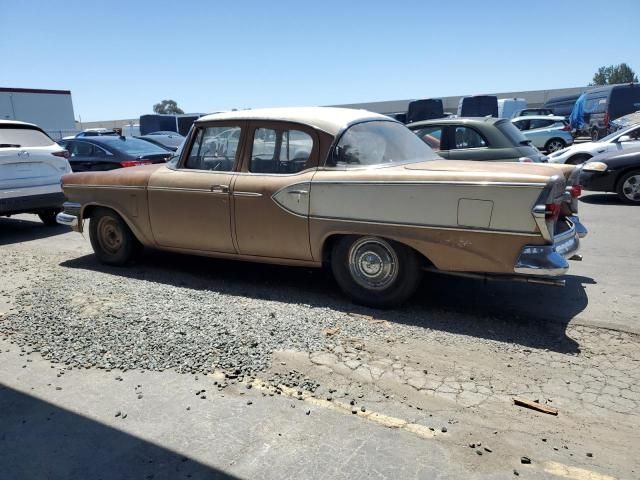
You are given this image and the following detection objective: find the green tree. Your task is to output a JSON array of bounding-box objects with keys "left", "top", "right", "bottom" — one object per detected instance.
[
  {"left": 153, "top": 99, "right": 184, "bottom": 114},
  {"left": 590, "top": 63, "right": 638, "bottom": 86}
]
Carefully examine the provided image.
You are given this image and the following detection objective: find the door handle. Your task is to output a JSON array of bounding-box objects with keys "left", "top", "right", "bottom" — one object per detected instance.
[{"left": 211, "top": 184, "right": 229, "bottom": 193}]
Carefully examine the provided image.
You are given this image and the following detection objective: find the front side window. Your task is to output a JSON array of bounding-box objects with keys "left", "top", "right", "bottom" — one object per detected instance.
[
  {"left": 412, "top": 125, "right": 444, "bottom": 150},
  {"left": 250, "top": 128, "right": 313, "bottom": 174},
  {"left": 184, "top": 126, "right": 241, "bottom": 171},
  {"left": 331, "top": 121, "right": 438, "bottom": 168},
  {"left": 453, "top": 127, "right": 487, "bottom": 149},
  {"left": 69, "top": 141, "right": 93, "bottom": 157},
  {"left": 513, "top": 120, "right": 529, "bottom": 131}
]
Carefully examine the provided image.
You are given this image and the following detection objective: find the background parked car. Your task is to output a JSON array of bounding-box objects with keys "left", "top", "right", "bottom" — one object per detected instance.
[
  {"left": 1, "top": 120, "right": 71, "bottom": 225},
  {"left": 548, "top": 123, "right": 640, "bottom": 164},
  {"left": 580, "top": 84, "right": 640, "bottom": 140},
  {"left": 407, "top": 117, "right": 547, "bottom": 162},
  {"left": 579, "top": 147, "right": 640, "bottom": 203},
  {"left": 513, "top": 108, "right": 553, "bottom": 117},
  {"left": 511, "top": 115, "right": 573, "bottom": 153},
  {"left": 58, "top": 136, "right": 172, "bottom": 172},
  {"left": 497, "top": 98, "right": 527, "bottom": 118},
  {"left": 135, "top": 133, "right": 184, "bottom": 152},
  {"left": 609, "top": 110, "right": 640, "bottom": 133},
  {"left": 62, "top": 128, "right": 119, "bottom": 140}
]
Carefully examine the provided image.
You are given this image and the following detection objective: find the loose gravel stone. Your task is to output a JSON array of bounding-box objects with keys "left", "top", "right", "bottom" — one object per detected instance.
[{"left": 520, "top": 456, "right": 531, "bottom": 464}]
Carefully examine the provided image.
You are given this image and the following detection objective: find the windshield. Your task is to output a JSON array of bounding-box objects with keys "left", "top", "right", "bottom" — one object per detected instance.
[
  {"left": 599, "top": 125, "right": 640, "bottom": 143},
  {"left": 0, "top": 127, "right": 55, "bottom": 148},
  {"left": 97, "top": 137, "right": 170, "bottom": 155},
  {"left": 329, "top": 121, "right": 439, "bottom": 167}
]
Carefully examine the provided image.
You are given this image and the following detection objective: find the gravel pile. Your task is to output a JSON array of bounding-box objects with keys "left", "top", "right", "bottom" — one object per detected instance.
[{"left": 0, "top": 257, "right": 391, "bottom": 377}]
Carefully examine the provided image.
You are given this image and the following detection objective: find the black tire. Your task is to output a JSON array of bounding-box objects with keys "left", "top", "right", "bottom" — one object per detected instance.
[
  {"left": 38, "top": 209, "right": 60, "bottom": 226},
  {"left": 89, "top": 207, "right": 142, "bottom": 265},
  {"left": 567, "top": 154, "right": 591, "bottom": 165},
  {"left": 544, "top": 138, "right": 566, "bottom": 153},
  {"left": 330, "top": 236, "right": 422, "bottom": 308},
  {"left": 616, "top": 170, "right": 640, "bottom": 204}
]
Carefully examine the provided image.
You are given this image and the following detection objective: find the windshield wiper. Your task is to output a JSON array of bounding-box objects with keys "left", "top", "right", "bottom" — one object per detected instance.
[{"left": 0, "top": 143, "right": 21, "bottom": 148}]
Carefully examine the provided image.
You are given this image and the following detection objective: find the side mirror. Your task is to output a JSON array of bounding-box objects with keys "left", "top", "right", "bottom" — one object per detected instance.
[{"left": 618, "top": 135, "right": 632, "bottom": 143}]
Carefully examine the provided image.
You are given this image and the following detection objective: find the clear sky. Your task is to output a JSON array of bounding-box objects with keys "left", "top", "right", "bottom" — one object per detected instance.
[{"left": 1, "top": 0, "right": 638, "bottom": 121}]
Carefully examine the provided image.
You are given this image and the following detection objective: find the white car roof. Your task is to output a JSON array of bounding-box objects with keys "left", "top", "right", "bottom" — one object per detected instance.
[
  {"left": 197, "top": 107, "right": 392, "bottom": 136},
  {"left": 511, "top": 115, "right": 565, "bottom": 122},
  {"left": 0, "top": 119, "right": 39, "bottom": 128}
]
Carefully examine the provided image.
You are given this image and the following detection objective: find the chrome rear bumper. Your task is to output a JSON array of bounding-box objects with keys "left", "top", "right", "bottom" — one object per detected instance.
[
  {"left": 56, "top": 202, "right": 81, "bottom": 231},
  {"left": 514, "top": 216, "right": 587, "bottom": 276}
]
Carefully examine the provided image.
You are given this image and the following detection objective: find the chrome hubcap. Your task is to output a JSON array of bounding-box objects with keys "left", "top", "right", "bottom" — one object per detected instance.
[
  {"left": 348, "top": 237, "right": 398, "bottom": 290},
  {"left": 97, "top": 217, "right": 124, "bottom": 254},
  {"left": 622, "top": 175, "right": 640, "bottom": 202}
]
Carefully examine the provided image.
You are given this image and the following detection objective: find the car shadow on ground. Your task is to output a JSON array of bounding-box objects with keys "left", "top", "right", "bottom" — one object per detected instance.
[
  {"left": 60, "top": 250, "right": 592, "bottom": 355},
  {"left": 0, "top": 216, "right": 70, "bottom": 246},
  {"left": 0, "top": 384, "right": 238, "bottom": 480},
  {"left": 579, "top": 193, "right": 635, "bottom": 205}
]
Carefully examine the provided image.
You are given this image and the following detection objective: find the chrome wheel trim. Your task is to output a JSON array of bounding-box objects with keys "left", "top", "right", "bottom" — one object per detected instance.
[
  {"left": 347, "top": 237, "right": 399, "bottom": 291},
  {"left": 97, "top": 216, "right": 124, "bottom": 254},
  {"left": 622, "top": 175, "right": 640, "bottom": 202},
  {"left": 547, "top": 140, "right": 564, "bottom": 152}
]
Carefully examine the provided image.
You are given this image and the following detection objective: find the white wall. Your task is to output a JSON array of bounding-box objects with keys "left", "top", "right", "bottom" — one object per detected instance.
[{"left": 0, "top": 90, "right": 76, "bottom": 135}]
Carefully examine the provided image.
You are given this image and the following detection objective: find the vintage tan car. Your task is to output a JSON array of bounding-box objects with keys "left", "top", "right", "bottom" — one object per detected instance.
[{"left": 57, "top": 107, "right": 587, "bottom": 307}]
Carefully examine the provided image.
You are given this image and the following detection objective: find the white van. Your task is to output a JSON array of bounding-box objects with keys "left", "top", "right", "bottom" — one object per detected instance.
[
  {"left": 498, "top": 98, "right": 528, "bottom": 118},
  {"left": 1, "top": 120, "right": 71, "bottom": 225}
]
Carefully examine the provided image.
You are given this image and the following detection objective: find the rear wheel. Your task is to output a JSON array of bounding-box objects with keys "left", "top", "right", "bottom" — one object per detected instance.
[
  {"left": 38, "top": 209, "right": 59, "bottom": 226},
  {"left": 544, "top": 138, "right": 566, "bottom": 153},
  {"left": 331, "top": 236, "right": 422, "bottom": 308},
  {"left": 89, "top": 207, "right": 142, "bottom": 265},
  {"left": 616, "top": 170, "right": 640, "bottom": 204}
]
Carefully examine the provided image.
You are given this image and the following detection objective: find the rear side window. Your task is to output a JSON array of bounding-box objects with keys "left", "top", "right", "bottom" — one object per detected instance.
[
  {"left": 453, "top": 127, "right": 487, "bottom": 149},
  {"left": 250, "top": 128, "right": 313, "bottom": 174},
  {"left": 0, "top": 127, "right": 54, "bottom": 148},
  {"left": 529, "top": 119, "right": 555, "bottom": 129},
  {"left": 412, "top": 125, "right": 444, "bottom": 150}
]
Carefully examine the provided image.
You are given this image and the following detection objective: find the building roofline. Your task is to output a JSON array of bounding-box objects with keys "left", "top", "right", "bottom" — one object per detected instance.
[{"left": 0, "top": 87, "right": 71, "bottom": 95}]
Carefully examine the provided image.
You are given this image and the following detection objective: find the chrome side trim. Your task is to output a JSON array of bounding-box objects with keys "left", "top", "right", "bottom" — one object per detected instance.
[
  {"left": 312, "top": 215, "right": 540, "bottom": 237},
  {"left": 567, "top": 215, "right": 588, "bottom": 238},
  {"left": 63, "top": 185, "right": 145, "bottom": 190},
  {"left": 233, "top": 191, "right": 262, "bottom": 197},
  {"left": 311, "top": 180, "right": 546, "bottom": 188}
]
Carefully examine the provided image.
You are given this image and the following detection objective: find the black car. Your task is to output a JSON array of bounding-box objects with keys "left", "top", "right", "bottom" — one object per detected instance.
[
  {"left": 135, "top": 133, "right": 184, "bottom": 152},
  {"left": 58, "top": 136, "right": 172, "bottom": 172},
  {"left": 579, "top": 147, "right": 640, "bottom": 203}
]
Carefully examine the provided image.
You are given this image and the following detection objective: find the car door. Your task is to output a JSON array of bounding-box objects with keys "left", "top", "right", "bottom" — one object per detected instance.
[
  {"left": 147, "top": 122, "right": 244, "bottom": 253},
  {"left": 526, "top": 119, "right": 555, "bottom": 149},
  {"left": 619, "top": 125, "right": 640, "bottom": 152},
  {"left": 66, "top": 140, "right": 95, "bottom": 171},
  {"left": 231, "top": 121, "right": 319, "bottom": 260}
]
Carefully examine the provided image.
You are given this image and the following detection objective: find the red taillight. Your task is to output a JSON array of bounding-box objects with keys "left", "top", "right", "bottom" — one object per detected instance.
[
  {"left": 570, "top": 185, "right": 582, "bottom": 198},
  {"left": 562, "top": 123, "right": 571, "bottom": 131},
  {"left": 120, "top": 160, "right": 152, "bottom": 168},
  {"left": 604, "top": 112, "right": 609, "bottom": 128},
  {"left": 52, "top": 150, "right": 69, "bottom": 159},
  {"left": 545, "top": 203, "right": 561, "bottom": 221}
]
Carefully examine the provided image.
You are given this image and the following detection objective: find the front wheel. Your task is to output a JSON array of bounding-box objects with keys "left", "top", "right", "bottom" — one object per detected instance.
[
  {"left": 616, "top": 170, "right": 640, "bottom": 204},
  {"left": 89, "top": 207, "right": 142, "bottom": 265},
  {"left": 331, "top": 236, "right": 422, "bottom": 308}
]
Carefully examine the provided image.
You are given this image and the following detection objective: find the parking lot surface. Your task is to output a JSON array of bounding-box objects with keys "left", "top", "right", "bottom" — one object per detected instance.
[{"left": 1, "top": 192, "right": 639, "bottom": 479}]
